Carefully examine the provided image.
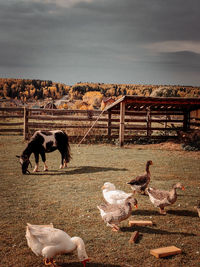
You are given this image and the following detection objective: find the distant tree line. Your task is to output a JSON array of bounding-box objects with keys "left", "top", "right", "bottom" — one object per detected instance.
[
  {"left": 0, "top": 78, "right": 70, "bottom": 101},
  {"left": 0, "top": 79, "right": 199, "bottom": 103}
]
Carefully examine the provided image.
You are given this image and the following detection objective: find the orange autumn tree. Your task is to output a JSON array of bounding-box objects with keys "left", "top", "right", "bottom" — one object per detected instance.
[{"left": 82, "top": 91, "right": 103, "bottom": 110}]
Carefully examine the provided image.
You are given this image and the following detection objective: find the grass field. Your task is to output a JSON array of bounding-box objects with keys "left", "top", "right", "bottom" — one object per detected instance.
[{"left": 0, "top": 136, "right": 200, "bottom": 267}]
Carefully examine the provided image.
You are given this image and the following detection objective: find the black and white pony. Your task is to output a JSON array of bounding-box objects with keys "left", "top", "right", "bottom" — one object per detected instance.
[{"left": 17, "top": 130, "right": 71, "bottom": 174}]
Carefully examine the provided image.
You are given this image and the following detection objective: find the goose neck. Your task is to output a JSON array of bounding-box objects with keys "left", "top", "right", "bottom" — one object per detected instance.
[{"left": 71, "top": 237, "right": 88, "bottom": 262}]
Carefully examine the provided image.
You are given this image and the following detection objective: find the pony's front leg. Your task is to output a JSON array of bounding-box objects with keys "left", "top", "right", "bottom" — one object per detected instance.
[
  {"left": 33, "top": 153, "right": 39, "bottom": 172},
  {"left": 40, "top": 151, "right": 48, "bottom": 171}
]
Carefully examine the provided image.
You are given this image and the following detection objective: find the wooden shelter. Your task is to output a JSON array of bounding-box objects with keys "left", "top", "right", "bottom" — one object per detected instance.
[{"left": 105, "top": 96, "right": 200, "bottom": 146}]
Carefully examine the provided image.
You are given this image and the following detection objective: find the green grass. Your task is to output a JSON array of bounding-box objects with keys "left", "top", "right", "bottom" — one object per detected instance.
[{"left": 0, "top": 136, "right": 200, "bottom": 267}]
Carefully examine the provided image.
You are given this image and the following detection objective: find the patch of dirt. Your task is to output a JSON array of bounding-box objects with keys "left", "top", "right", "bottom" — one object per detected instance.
[
  {"left": 126, "top": 141, "right": 200, "bottom": 158},
  {"left": 137, "top": 141, "right": 182, "bottom": 151}
]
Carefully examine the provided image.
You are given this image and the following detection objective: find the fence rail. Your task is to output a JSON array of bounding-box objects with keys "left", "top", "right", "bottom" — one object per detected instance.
[{"left": 0, "top": 107, "right": 200, "bottom": 143}]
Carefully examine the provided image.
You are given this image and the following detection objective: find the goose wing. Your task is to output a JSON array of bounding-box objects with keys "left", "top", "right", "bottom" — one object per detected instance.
[
  {"left": 97, "top": 202, "right": 120, "bottom": 213},
  {"left": 26, "top": 224, "right": 69, "bottom": 246},
  {"left": 147, "top": 188, "right": 169, "bottom": 200},
  {"left": 128, "top": 174, "right": 148, "bottom": 186},
  {"left": 97, "top": 202, "right": 129, "bottom": 225},
  {"left": 108, "top": 190, "right": 132, "bottom": 201}
]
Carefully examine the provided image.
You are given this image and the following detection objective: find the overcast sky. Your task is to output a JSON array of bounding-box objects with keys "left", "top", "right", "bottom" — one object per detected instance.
[{"left": 0, "top": 0, "right": 200, "bottom": 86}]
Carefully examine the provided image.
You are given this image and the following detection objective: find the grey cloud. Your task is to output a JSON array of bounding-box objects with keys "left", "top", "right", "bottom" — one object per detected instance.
[
  {"left": 1, "top": 0, "right": 200, "bottom": 44},
  {"left": 74, "top": 0, "right": 200, "bottom": 42},
  {"left": 0, "top": 0, "right": 200, "bottom": 85},
  {"left": 160, "top": 51, "right": 200, "bottom": 70}
]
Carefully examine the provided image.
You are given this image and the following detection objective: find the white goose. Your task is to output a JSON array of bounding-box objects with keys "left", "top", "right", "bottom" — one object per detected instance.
[
  {"left": 102, "top": 182, "right": 133, "bottom": 205},
  {"left": 26, "top": 223, "right": 89, "bottom": 267}
]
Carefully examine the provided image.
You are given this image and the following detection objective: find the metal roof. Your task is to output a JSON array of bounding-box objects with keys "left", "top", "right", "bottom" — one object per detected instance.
[{"left": 105, "top": 95, "right": 200, "bottom": 112}]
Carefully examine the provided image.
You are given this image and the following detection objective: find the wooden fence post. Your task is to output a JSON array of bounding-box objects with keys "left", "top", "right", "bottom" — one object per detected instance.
[
  {"left": 183, "top": 110, "right": 190, "bottom": 131},
  {"left": 119, "top": 101, "right": 125, "bottom": 146},
  {"left": 146, "top": 107, "right": 151, "bottom": 137},
  {"left": 23, "top": 107, "right": 29, "bottom": 140},
  {"left": 108, "top": 110, "right": 112, "bottom": 141}
]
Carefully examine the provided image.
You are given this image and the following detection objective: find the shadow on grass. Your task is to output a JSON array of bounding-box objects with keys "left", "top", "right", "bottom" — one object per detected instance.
[
  {"left": 120, "top": 225, "right": 196, "bottom": 237},
  {"left": 28, "top": 166, "right": 128, "bottom": 176},
  {"left": 133, "top": 209, "right": 161, "bottom": 216},
  {"left": 133, "top": 209, "right": 198, "bottom": 217},
  {"left": 167, "top": 209, "right": 198, "bottom": 217},
  {"left": 58, "top": 262, "right": 121, "bottom": 267}
]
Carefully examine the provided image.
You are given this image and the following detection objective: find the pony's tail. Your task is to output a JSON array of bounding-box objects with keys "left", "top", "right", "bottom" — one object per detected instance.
[
  {"left": 64, "top": 131, "right": 72, "bottom": 163},
  {"left": 65, "top": 141, "right": 71, "bottom": 163}
]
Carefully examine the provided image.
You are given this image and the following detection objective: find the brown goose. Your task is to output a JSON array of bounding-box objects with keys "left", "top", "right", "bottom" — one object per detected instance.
[
  {"left": 147, "top": 182, "right": 185, "bottom": 215},
  {"left": 97, "top": 196, "right": 138, "bottom": 231},
  {"left": 127, "top": 160, "right": 153, "bottom": 195}
]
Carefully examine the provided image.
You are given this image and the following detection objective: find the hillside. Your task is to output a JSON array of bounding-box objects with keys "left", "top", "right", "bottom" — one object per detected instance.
[{"left": 0, "top": 78, "right": 199, "bottom": 110}]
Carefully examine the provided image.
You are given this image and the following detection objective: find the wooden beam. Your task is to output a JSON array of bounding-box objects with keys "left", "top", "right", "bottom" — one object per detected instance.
[
  {"left": 183, "top": 110, "right": 190, "bottom": 131},
  {"left": 0, "top": 128, "right": 23, "bottom": 133},
  {"left": 0, "top": 122, "right": 23, "bottom": 126},
  {"left": 119, "top": 101, "right": 125, "bottom": 146},
  {"left": 124, "top": 96, "right": 200, "bottom": 106},
  {"left": 146, "top": 107, "right": 151, "bottom": 137},
  {"left": 29, "top": 115, "right": 109, "bottom": 121},
  {"left": 150, "top": 246, "right": 182, "bottom": 258},
  {"left": 23, "top": 107, "right": 29, "bottom": 140},
  {"left": 129, "top": 220, "right": 153, "bottom": 226},
  {"left": 107, "top": 110, "right": 112, "bottom": 140},
  {"left": 28, "top": 123, "right": 117, "bottom": 129},
  {"left": 129, "top": 231, "right": 139, "bottom": 243}
]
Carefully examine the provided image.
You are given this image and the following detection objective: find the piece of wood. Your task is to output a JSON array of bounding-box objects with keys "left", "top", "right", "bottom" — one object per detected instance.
[
  {"left": 150, "top": 246, "right": 182, "bottom": 258},
  {"left": 119, "top": 101, "right": 125, "bottom": 147},
  {"left": 129, "top": 231, "right": 139, "bottom": 243},
  {"left": 129, "top": 220, "right": 153, "bottom": 226},
  {"left": 107, "top": 110, "right": 112, "bottom": 140},
  {"left": 23, "top": 106, "right": 29, "bottom": 140}
]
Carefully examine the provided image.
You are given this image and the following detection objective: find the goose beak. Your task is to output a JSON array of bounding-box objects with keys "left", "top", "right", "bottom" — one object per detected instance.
[
  {"left": 81, "top": 258, "right": 90, "bottom": 267},
  {"left": 134, "top": 204, "right": 138, "bottom": 209},
  {"left": 101, "top": 185, "right": 105, "bottom": 190},
  {"left": 182, "top": 186, "right": 185, "bottom": 190}
]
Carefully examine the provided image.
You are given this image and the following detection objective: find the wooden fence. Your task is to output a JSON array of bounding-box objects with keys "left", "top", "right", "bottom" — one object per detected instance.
[{"left": 0, "top": 107, "right": 200, "bottom": 143}]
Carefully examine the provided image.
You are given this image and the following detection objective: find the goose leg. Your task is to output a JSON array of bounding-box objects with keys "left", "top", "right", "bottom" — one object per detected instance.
[
  {"left": 44, "top": 258, "right": 51, "bottom": 265},
  {"left": 50, "top": 258, "right": 57, "bottom": 267},
  {"left": 111, "top": 224, "right": 120, "bottom": 232},
  {"left": 159, "top": 207, "right": 167, "bottom": 215},
  {"left": 44, "top": 258, "right": 57, "bottom": 266},
  {"left": 106, "top": 222, "right": 120, "bottom": 231}
]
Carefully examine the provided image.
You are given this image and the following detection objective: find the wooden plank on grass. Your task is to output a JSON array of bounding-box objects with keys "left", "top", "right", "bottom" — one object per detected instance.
[
  {"left": 129, "top": 220, "right": 153, "bottom": 226},
  {"left": 150, "top": 246, "right": 182, "bottom": 258},
  {"left": 129, "top": 231, "right": 139, "bottom": 243}
]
